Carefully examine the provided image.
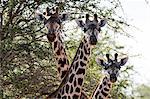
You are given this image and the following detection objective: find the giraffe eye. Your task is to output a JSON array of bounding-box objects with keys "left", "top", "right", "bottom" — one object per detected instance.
[
  {"left": 83, "top": 28, "right": 87, "bottom": 32},
  {"left": 98, "top": 27, "right": 101, "bottom": 31},
  {"left": 118, "top": 66, "right": 121, "bottom": 69},
  {"left": 57, "top": 19, "right": 62, "bottom": 24},
  {"left": 107, "top": 70, "right": 111, "bottom": 74},
  {"left": 44, "top": 19, "right": 48, "bottom": 25}
]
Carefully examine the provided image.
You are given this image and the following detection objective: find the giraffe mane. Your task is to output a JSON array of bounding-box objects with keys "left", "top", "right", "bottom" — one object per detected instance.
[
  {"left": 90, "top": 76, "right": 107, "bottom": 98},
  {"left": 90, "top": 76, "right": 109, "bottom": 98},
  {"left": 48, "top": 40, "right": 83, "bottom": 97},
  {"left": 90, "top": 81, "right": 101, "bottom": 98},
  {"left": 81, "top": 91, "right": 89, "bottom": 98}
]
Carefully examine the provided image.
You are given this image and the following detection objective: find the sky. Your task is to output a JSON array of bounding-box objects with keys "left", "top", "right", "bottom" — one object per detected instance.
[
  {"left": 64, "top": 0, "right": 150, "bottom": 85},
  {"left": 41, "top": 0, "right": 150, "bottom": 85},
  {"left": 118, "top": 0, "right": 150, "bottom": 85}
]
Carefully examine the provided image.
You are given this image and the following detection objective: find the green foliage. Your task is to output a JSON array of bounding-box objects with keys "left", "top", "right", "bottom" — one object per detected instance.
[
  {"left": 135, "top": 84, "right": 150, "bottom": 99},
  {"left": 0, "top": 0, "right": 134, "bottom": 98}
]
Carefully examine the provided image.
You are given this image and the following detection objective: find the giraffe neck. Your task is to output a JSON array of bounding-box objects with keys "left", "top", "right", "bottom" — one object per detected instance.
[
  {"left": 48, "top": 36, "right": 93, "bottom": 98},
  {"left": 47, "top": 32, "right": 88, "bottom": 99},
  {"left": 92, "top": 76, "right": 112, "bottom": 99},
  {"left": 47, "top": 31, "right": 69, "bottom": 80}
]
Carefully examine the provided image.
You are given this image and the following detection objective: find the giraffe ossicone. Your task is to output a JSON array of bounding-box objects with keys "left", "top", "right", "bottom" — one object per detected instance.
[
  {"left": 76, "top": 14, "right": 106, "bottom": 45},
  {"left": 47, "top": 14, "right": 106, "bottom": 98},
  {"left": 35, "top": 7, "right": 89, "bottom": 98},
  {"left": 35, "top": 7, "right": 70, "bottom": 81},
  {"left": 92, "top": 53, "right": 128, "bottom": 99}
]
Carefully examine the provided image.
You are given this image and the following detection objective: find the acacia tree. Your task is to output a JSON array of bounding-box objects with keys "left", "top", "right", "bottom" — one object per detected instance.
[
  {"left": 135, "top": 84, "right": 150, "bottom": 99},
  {"left": 0, "top": 0, "right": 133, "bottom": 98}
]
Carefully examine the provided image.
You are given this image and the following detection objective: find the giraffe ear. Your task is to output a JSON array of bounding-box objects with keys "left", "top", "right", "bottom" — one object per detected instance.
[
  {"left": 96, "top": 58, "right": 106, "bottom": 67},
  {"left": 120, "top": 57, "right": 128, "bottom": 66},
  {"left": 76, "top": 20, "right": 85, "bottom": 28},
  {"left": 35, "top": 10, "right": 45, "bottom": 21},
  {"left": 99, "top": 19, "right": 107, "bottom": 27},
  {"left": 60, "top": 13, "right": 69, "bottom": 21}
]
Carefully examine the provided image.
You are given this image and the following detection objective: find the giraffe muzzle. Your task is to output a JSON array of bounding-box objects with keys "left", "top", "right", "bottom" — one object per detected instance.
[
  {"left": 47, "top": 32, "right": 56, "bottom": 42},
  {"left": 90, "top": 35, "right": 97, "bottom": 45},
  {"left": 110, "top": 74, "right": 117, "bottom": 83}
]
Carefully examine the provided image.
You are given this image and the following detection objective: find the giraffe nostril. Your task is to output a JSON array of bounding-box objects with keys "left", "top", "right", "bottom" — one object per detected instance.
[
  {"left": 48, "top": 29, "right": 55, "bottom": 33},
  {"left": 90, "top": 35, "right": 97, "bottom": 45},
  {"left": 47, "top": 33, "right": 56, "bottom": 42},
  {"left": 110, "top": 74, "right": 117, "bottom": 83}
]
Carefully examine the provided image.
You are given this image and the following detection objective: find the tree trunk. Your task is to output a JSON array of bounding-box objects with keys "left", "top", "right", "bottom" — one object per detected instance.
[{"left": 0, "top": 7, "right": 3, "bottom": 97}]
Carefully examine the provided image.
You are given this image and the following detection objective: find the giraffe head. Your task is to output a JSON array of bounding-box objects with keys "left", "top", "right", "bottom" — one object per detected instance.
[
  {"left": 96, "top": 53, "right": 128, "bottom": 83},
  {"left": 35, "top": 7, "right": 68, "bottom": 42},
  {"left": 76, "top": 14, "right": 106, "bottom": 45}
]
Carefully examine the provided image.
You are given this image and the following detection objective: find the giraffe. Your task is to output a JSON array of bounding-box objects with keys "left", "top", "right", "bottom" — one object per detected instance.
[
  {"left": 47, "top": 14, "right": 106, "bottom": 99},
  {"left": 35, "top": 7, "right": 89, "bottom": 98},
  {"left": 91, "top": 53, "right": 128, "bottom": 99},
  {"left": 35, "top": 7, "right": 69, "bottom": 80}
]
